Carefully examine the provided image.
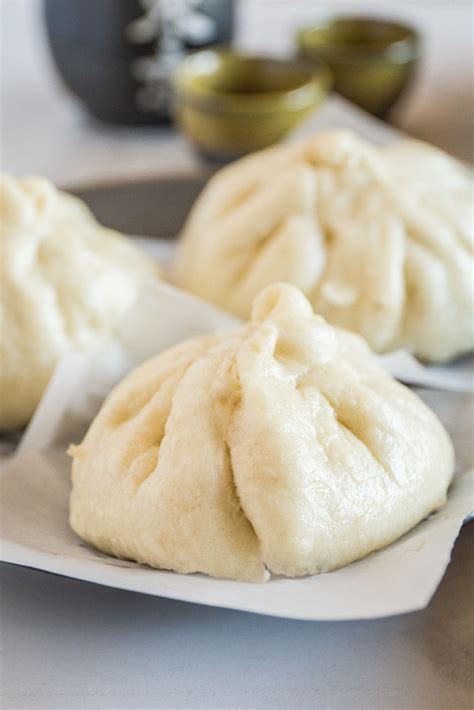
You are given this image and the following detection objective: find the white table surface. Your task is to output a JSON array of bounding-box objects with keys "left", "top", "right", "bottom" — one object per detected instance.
[
  {"left": 1, "top": 2, "right": 473, "bottom": 708},
  {"left": 1, "top": 522, "right": 473, "bottom": 710}
]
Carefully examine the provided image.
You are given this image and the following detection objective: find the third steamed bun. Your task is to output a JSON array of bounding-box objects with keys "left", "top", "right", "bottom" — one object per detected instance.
[{"left": 0, "top": 174, "right": 160, "bottom": 430}]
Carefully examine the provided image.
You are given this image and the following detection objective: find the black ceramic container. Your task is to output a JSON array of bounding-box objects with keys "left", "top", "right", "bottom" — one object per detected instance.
[{"left": 44, "top": 0, "right": 234, "bottom": 125}]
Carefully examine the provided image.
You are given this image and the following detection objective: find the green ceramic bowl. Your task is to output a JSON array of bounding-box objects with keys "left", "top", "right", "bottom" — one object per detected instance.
[
  {"left": 172, "top": 49, "right": 331, "bottom": 159},
  {"left": 297, "top": 17, "right": 420, "bottom": 117}
]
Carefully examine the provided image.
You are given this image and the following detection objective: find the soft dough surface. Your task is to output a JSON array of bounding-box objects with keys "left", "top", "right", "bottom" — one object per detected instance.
[
  {"left": 69, "top": 284, "right": 454, "bottom": 582},
  {"left": 0, "top": 174, "right": 160, "bottom": 430},
  {"left": 174, "top": 130, "right": 474, "bottom": 362}
]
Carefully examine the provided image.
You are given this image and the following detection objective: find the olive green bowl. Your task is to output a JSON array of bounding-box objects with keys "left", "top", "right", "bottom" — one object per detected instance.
[
  {"left": 297, "top": 17, "right": 420, "bottom": 117},
  {"left": 172, "top": 49, "right": 331, "bottom": 159}
]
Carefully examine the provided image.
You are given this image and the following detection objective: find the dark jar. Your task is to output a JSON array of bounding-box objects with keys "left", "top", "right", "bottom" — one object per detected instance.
[{"left": 44, "top": 0, "right": 234, "bottom": 125}]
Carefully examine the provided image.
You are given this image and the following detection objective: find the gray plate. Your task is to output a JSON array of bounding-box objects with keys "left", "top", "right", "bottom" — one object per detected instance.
[
  {"left": 72, "top": 177, "right": 474, "bottom": 526},
  {"left": 72, "top": 175, "right": 208, "bottom": 239},
  {"left": 6, "top": 178, "right": 474, "bottom": 490}
]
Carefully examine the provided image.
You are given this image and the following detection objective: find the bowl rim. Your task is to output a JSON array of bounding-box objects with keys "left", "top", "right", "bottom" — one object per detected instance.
[
  {"left": 297, "top": 15, "right": 420, "bottom": 61},
  {"left": 172, "top": 48, "right": 332, "bottom": 112}
]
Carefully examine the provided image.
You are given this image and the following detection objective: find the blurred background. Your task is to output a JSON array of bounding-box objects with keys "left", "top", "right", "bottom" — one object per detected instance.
[{"left": 1, "top": 0, "right": 472, "bottom": 188}]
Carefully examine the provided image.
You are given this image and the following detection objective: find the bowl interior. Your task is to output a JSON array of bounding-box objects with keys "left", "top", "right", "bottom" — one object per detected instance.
[
  {"left": 300, "top": 17, "right": 417, "bottom": 54},
  {"left": 176, "top": 51, "right": 319, "bottom": 98}
]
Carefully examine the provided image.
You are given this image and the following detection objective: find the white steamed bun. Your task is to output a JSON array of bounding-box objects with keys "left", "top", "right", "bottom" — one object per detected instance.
[
  {"left": 69, "top": 283, "right": 454, "bottom": 582},
  {"left": 0, "top": 174, "right": 160, "bottom": 430},
  {"left": 174, "top": 130, "right": 474, "bottom": 363}
]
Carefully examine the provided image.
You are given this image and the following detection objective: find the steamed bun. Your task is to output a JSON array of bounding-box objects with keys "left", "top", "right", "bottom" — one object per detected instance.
[
  {"left": 0, "top": 174, "right": 160, "bottom": 430},
  {"left": 174, "top": 130, "right": 474, "bottom": 363},
  {"left": 69, "top": 284, "right": 453, "bottom": 582}
]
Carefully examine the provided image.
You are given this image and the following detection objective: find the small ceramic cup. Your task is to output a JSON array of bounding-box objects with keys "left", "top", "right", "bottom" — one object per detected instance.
[
  {"left": 297, "top": 17, "right": 420, "bottom": 118},
  {"left": 172, "top": 49, "right": 331, "bottom": 159}
]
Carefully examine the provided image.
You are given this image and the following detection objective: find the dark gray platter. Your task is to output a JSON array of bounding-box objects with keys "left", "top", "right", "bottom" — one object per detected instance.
[
  {"left": 74, "top": 176, "right": 473, "bottom": 475},
  {"left": 72, "top": 175, "right": 208, "bottom": 239}
]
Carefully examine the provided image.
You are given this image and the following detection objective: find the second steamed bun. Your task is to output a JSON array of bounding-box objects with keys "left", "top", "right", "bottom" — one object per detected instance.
[{"left": 174, "top": 130, "right": 474, "bottom": 362}]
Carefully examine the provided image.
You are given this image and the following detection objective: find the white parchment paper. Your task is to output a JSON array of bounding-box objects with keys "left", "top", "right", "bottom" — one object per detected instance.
[{"left": 1, "top": 278, "right": 473, "bottom": 621}]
